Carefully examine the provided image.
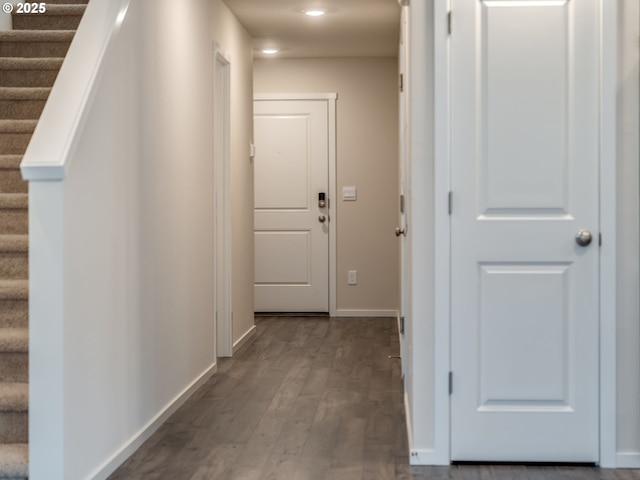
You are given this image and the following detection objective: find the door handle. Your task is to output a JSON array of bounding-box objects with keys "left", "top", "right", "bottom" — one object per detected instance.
[
  {"left": 395, "top": 227, "right": 407, "bottom": 237},
  {"left": 575, "top": 230, "right": 592, "bottom": 247},
  {"left": 319, "top": 215, "right": 327, "bottom": 223}
]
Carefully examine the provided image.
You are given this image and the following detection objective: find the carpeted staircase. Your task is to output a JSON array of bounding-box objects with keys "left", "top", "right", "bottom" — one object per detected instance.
[{"left": 0, "top": 1, "right": 88, "bottom": 477}]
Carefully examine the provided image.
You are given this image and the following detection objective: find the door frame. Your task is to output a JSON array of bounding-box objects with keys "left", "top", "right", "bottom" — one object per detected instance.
[
  {"left": 214, "top": 45, "right": 233, "bottom": 357},
  {"left": 427, "top": 0, "right": 618, "bottom": 466},
  {"left": 253, "top": 93, "right": 338, "bottom": 316}
]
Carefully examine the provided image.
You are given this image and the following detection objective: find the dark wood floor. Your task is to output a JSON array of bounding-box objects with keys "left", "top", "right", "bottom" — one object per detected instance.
[{"left": 109, "top": 316, "right": 640, "bottom": 480}]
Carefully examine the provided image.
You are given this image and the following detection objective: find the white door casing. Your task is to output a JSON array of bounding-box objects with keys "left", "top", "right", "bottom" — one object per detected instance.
[
  {"left": 253, "top": 96, "right": 336, "bottom": 312},
  {"left": 450, "top": 0, "right": 600, "bottom": 462},
  {"left": 214, "top": 48, "right": 232, "bottom": 357}
]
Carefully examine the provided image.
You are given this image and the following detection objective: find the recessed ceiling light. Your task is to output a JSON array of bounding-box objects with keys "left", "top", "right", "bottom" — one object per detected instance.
[
  {"left": 262, "top": 49, "right": 279, "bottom": 55},
  {"left": 304, "top": 9, "right": 326, "bottom": 17}
]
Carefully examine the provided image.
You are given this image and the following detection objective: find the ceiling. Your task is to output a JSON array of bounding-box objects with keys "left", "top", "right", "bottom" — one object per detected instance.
[{"left": 222, "top": 0, "right": 401, "bottom": 59}]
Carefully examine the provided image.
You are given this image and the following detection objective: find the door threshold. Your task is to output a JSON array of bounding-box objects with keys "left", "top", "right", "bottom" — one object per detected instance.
[{"left": 452, "top": 461, "right": 597, "bottom": 468}]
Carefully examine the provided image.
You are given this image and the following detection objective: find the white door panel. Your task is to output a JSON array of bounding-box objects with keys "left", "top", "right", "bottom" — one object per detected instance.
[
  {"left": 451, "top": 0, "right": 599, "bottom": 462},
  {"left": 254, "top": 100, "right": 329, "bottom": 312}
]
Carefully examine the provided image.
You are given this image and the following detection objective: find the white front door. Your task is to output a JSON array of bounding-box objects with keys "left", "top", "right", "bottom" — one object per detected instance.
[
  {"left": 254, "top": 99, "right": 330, "bottom": 312},
  {"left": 451, "top": 0, "right": 600, "bottom": 462}
]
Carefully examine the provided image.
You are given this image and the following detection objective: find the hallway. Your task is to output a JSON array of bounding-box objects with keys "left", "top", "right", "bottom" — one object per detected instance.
[{"left": 108, "top": 317, "right": 640, "bottom": 480}]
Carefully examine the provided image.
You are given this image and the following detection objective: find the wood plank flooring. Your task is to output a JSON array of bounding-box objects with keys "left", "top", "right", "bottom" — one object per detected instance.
[{"left": 108, "top": 316, "right": 640, "bottom": 480}]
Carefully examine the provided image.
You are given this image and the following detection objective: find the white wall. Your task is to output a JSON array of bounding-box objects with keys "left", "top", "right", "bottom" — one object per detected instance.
[
  {"left": 212, "top": 1, "right": 255, "bottom": 347},
  {"left": 254, "top": 58, "right": 400, "bottom": 315},
  {"left": 27, "top": 0, "right": 220, "bottom": 478}
]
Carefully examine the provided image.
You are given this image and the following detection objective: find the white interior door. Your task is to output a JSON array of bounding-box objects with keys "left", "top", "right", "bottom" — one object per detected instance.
[
  {"left": 214, "top": 51, "right": 232, "bottom": 357},
  {"left": 451, "top": 0, "right": 600, "bottom": 462},
  {"left": 254, "top": 99, "right": 329, "bottom": 312}
]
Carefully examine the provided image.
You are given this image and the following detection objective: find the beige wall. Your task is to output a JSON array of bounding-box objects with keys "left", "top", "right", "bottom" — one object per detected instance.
[
  {"left": 212, "top": 1, "right": 255, "bottom": 344},
  {"left": 254, "top": 58, "right": 400, "bottom": 314}
]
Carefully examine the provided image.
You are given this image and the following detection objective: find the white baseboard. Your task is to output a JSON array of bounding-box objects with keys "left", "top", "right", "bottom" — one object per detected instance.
[
  {"left": 409, "top": 448, "right": 442, "bottom": 466},
  {"left": 334, "top": 309, "right": 399, "bottom": 318},
  {"left": 616, "top": 452, "right": 640, "bottom": 468},
  {"left": 90, "top": 363, "right": 217, "bottom": 480},
  {"left": 233, "top": 324, "right": 256, "bottom": 354}
]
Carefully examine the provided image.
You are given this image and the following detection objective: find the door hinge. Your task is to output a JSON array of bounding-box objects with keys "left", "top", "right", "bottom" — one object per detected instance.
[
  {"left": 448, "top": 191, "right": 453, "bottom": 215},
  {"left": 448, "top": 11, "right": 452, "bottom": 35},
  {"left": 400, "top": 316, "right": 405, "bottom": 334},
  {"left": 399, "top": 73, "right": 404, "bottom": 92},
  {"left": 400, "top": 194, "right": 405, "bottom": 214},
  {"left": 599, "top": 232, "right": 602, "bottom": 246},
  {"left": 449, "top": 371, "right": 453, "bottom": 395}
]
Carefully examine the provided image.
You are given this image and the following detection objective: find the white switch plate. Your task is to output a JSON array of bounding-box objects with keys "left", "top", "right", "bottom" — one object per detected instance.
[
  {"left": 348, "top": 270, "right": 357, "bottom": 285},
  {"left": 343, "top": 186, "right": 357, "bottom": 201}
]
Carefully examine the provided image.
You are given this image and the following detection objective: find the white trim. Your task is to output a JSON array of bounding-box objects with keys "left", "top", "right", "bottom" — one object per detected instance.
[
  {"left": 254, "top": 93, "right": 337, "bottom": 101},
  {"left": 327, "top": 96, "right": 337, "bottom": 317},
  {"left": 89, "top": 363, "right": 217, "bottom": 480},
  {"left": 598, "top": 0, "right": 618, "bottom": 468},
  {"left": 233, "top": 325, "right": 257, "bottom": 354},
  {"left": 253, "top": 93, "right": 338, "bottom": 316},
  {"left": 433, "top": 0, "right": 451, "bottom": 466},
  {"left": 334, "top": 309, "right": 398, "bottom": 318},
  {"left": 615, "top": 453, "right": 640, "bottom": 469},
  {"left": 213, "top": 46, "right": 233, "bottom": 357}
]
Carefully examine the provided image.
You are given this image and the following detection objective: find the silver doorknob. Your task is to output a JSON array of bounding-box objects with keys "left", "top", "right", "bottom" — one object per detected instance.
[
  {"left": 395, "top": 227, "right": 406, "bottom": 237},
  {"left": 575, "top": 230, "right": 592, "bottom": 247},
  {"left": 319, "top": 215, "right": 326, "bottom": 223}
]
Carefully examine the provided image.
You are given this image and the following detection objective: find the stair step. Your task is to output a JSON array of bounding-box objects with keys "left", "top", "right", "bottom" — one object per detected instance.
[
  {"left": 0, "top": 411, "right": 27, "bottom": 445},
  {"left": 0, "top": 30, "right": 75, "bottom": 58},
  {"left": 0, "top": 328, "right": 28, "bottom": 384},
  {"left": 0, "top": 88, "right": 50, "bottom": 120},
  {"left": 0, "top": 156, "right": 21, "bottom": 170},
  {"left": 0, "top": 156, "right": 26, "bottom": 194},
  {"left": 0, "top": 121, "right": 34, "bottom": 157},
  {"left": 12, "top": 5, "right": 87, "bottom": 30},
  {"left": 0, "top": 281, "right": 27, "bottom": 302},
  {"left": 0, "top": 236, "right": 27, "bottom": 280},
  {"left": 0, "top": 329, "right": 27, "bottom": 353},
  {"left": 0, "top": 443, "right": 27, "bottom": 478},
  {"left": 0, "top": 237, "right": 27, "bottom": 254},
  {"left": 0, "top": 383, "right": 27, "bottom": 412},
  {"left": 0, "top": 195, "right": 27, "bottom": 210},
  {"left": 0, "top": 88, "right": 50, "bottom": 101},
  {"left": 0, "top": 58, "right": 63, "bottom": 88},
  {"left": 0, "top": 195, "right": 27, "bottom": 235},
  {"left": 0, "top": 384, "right": 28, "bottom": 444},
  {"left": 0, "top": 300, "right": 27, "bottom": 330},
  {"left": 0, "top": 121, "right": 36, "bottom": 135}
]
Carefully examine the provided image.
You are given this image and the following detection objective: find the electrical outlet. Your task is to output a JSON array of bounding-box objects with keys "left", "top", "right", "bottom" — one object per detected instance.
[{"left": 348, "top": 270, "right": 357, "bottom": 285}]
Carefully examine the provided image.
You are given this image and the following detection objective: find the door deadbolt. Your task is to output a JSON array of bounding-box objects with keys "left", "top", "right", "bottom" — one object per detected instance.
[{"left": 318, "top": 192, "right": 326, "bottom": 208}]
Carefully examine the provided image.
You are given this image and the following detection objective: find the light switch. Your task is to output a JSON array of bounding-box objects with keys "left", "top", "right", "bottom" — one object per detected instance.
[{"left": 342, "top": 186, "right": 357, "bottom": 201}]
